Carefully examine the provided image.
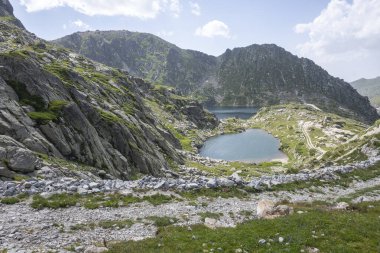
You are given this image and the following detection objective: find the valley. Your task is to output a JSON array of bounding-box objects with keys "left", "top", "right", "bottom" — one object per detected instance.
[{"left": 0, "top": 0, "right": 379, "bottom": 252}]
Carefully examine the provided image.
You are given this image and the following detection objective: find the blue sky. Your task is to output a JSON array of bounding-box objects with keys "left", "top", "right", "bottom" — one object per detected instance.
[{"left": 9, "top": 0, "right": 380, "bottom": 82}]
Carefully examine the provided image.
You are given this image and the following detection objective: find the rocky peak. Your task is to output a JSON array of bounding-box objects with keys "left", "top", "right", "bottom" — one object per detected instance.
[
  {"left": 0, "top": 0, "right": 25, "bottom": 28},
  {"left": 0, "top": 0, "right": 13, "bottom": 15}
]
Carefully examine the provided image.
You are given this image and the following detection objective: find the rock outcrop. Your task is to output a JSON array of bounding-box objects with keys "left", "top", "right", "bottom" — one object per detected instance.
[
  {"left": 0, "top": 0, "right": 216, "bottom": 179},
  {"left": 54, "top": 32, "right": 378, "bottom": 123},
  {"left": 0, "top": 0, "right": 24, "bottom": 28}
]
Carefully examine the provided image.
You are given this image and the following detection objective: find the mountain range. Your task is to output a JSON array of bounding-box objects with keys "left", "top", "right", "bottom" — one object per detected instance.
[
  {"left": 351, "top": 76, "right": 380, "bottom": 109},
  {"left": 55, "top": 31, "right": 379, "bottom": 123}
]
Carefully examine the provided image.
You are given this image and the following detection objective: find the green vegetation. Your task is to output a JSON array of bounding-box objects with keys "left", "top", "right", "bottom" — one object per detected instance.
[
  {"left": 97, "top": 109, "right": 122, "bottom": 123},
  {"left": 1, "top": 197, "right": 20, "bottom": 205},
  {"left": 70, "top": 219, "right": 134, "bottom": 231},
  {"left": 44, "top": 61, "right": 74, "bottom": 87},
  {"left": 30, "top": 192, "right": 178, "bottom": 210},
  {"left": 147, "top": 216, "right": 179, "bottom": 227},
  {"left": 0, "top": 193, "right": 29, "bottom": 205},
  {"left": 27, "top": 100, "right": 69, "bottom": 124},
  {"left": 248, "top": 104, "right": 367, "bottom": 169},
  {"left": 185, "top": 160, "right": 277, "bottom": 178},
  {"left": 165, "top": 123, "right": 193, "bottom": 152},
  {"left": 0, "top": 16, "right": 16, "bottom": 22},
  {"left": 179, "top": 187, "right": 250, "bottom": 200},
  {"left": 198, "top": 212, "right": 222, "bottom": 221},
  {"left": 4, "top": 79, "right": 70, "bottom": 124},
  {"left": 27, "top": 111, "right": 58, "bottom": 122},
  {"left": 108, "top": 201, "right": 380, "bottom": 253},
  {"left": 270, "top": 162, "right": 380, "bottom": 192},
  {"left": 6, "top": 80, "right": 45, "bottom": 111},
  {"left": 31, "top": 193, "right": 79, "bottom": 209}
]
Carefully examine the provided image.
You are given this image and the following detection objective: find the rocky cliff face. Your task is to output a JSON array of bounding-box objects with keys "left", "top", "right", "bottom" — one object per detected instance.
[
  {"left": 0, "top": 0, "right": 24, "bottom": 28},
  {"left": 0, "top": 0, "right": 217, "bottom": 180},
  {"left": 216, "top": 45, "right": 378, "bottom": 123},
  {"left": 55, "top": 33, "right": 379, "bottom": 124}
]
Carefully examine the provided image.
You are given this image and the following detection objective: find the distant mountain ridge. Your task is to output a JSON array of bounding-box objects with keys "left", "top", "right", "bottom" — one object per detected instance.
[
  {"left": 351, "top": 77, "right": 380, "bottom": 109},
  {"left": 54, "top": 31, "right": 217, "bottom": 94},
  {"left": 54, "top": 31, "right": 379, "bottom": 124}
]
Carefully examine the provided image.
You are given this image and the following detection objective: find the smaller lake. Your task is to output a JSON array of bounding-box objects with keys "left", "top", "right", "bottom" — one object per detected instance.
[
  {"left": 199, "top": 129, "right": 288, "bottom": 163},
  {"left": 206, "top": 106, "right": 258, "bottom": 120}
]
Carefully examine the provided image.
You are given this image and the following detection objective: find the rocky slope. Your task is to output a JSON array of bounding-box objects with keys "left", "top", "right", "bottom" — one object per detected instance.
[
  {"left": 0, "top": 0, "right": 216, "bottom": 181},
  {"left": 54, "top": 31, "right": 218, "bottom": 94},
  {"left": 351, "top": 76, "right": 380, "bottom": 109},
  {"left": 55, "top": 32, "right": 378, "bottom": 123}
]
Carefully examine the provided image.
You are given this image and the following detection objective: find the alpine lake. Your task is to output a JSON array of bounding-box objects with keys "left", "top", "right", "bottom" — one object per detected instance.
[{"left": 201, "top": 106, "right": 287, "bottom": 163}]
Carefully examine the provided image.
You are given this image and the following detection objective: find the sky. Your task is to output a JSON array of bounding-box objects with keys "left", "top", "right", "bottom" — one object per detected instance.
[{"left": 9, "top": 0, "right": 380, "bottom": 82}]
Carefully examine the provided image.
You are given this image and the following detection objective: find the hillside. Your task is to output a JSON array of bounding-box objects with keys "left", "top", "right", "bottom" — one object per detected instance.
[
  {"left": 1, "top": 1, "right": 380, "bottom": 252},
  {"left": 0, "top": 0, "right": 216, "bottom": 181},
  {"left": 54, "top": 31, "right": 217, "bottom": 94},
  {"left": 55, "top": 31, "right": 378, "bottom": 124},
  {"left": 351, "top": 76, "right": 380, "bottom": 108}
]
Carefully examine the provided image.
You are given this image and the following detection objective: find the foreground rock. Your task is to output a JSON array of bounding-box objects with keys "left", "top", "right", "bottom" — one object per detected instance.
[{"left": 257, "top": 199, "right": 293, "bottom": 219}]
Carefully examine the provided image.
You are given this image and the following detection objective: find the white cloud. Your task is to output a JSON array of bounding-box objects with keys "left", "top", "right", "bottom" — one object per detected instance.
[
  {"left": 72, "top": 19, "right": 90, "bottom": 30},
  {"left": 19, "top": 0, "right": 181, "bottom": 19},
  {"left": 195, "top": 20, "right": 230, "bottom": 38},
  {"left": 62, "top": 19, "right": 90, "bottom": 31},
  {"left": 294, "top": 0, "right": 380, "bottom": 80},
  {"left": 156, "top": 30, "right": 174, "bottom": 37},
  {"left": 189, "top": 1, "right": 200, "bottom": 16}
]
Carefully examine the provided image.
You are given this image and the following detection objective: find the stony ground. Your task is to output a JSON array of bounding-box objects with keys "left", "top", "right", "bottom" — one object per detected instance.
[{"left": 1, "top": 172, "right": 379, "bottom": 252}]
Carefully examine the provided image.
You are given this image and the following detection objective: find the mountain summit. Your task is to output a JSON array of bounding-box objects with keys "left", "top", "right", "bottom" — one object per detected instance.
[
  {"left": 55, "top": 31, "right": 379, "bottom": 123},
  {"left": 0, "top": 0, "right": 24, "bottom": 28}
]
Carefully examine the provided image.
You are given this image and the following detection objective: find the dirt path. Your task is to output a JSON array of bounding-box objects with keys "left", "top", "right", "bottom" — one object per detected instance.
[{"left": 299, "top": 121, "right": 326, "bottom": 159}]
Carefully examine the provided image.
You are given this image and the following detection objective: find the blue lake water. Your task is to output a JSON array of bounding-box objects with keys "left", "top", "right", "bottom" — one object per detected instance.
[
  {"left": 206, "top": 106, "right": 258, "bottom": 120},
  {"left": 199, "top": 129, "right": 288, "bottom": 163}
]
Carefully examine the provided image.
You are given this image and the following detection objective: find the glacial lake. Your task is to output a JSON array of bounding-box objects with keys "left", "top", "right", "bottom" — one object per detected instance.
[
  {"left": 206, "top": 106, "right": 258, "bottom": 120},
  {"left": 199, "top": 129, "right": 288, "bottom": 163}
]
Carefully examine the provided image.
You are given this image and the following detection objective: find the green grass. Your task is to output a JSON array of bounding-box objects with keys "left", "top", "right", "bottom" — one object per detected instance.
[
  {"left": 108, "top": 201, "right": 380, "bottom": 253},
  {"left": 147, "top": 216, "right": 179, "bottom": 227},
  {"left": 25, "top": 99, "right": 69, "bottom": 124},
  {"left": 165, "top": 123, "right": 193, "bottom": 151},
  {"left": 27, "top": 111, "right": 58, "bottom": 122},
  {"left": 0, "top": 193, "right": 29, "bottom": 205},
  {"left": 0, "top": 197, "right": 20, "bottom": 205},
  {"left": 142, "top": 194, "right": 175, "bottom": 206},
  {"left": 49, "top": 100, "right": 69, "bottom": 112},
  {"left": 70, "top": 219, "right": 134, "bottom": 231},
  {"left": 31, "top": 193, "right": 79, "bottom": 209},
  {"left": 185, "top": 160, "right": 273, "bottom": 178},
  {"left": 98, "top": 219, "right": 134, "bottom": 229},
  {"left": 178, "top": 187, "right": 250, "bottom": 200},
  {"left": 98, "top": 109, "right": 122, "bottom": 123},
  {"left": 30, "top": 193, "right": 177, "bottom": 210},
  {"left": 198, "top": 212, "right": 222, "bottom": 221}
]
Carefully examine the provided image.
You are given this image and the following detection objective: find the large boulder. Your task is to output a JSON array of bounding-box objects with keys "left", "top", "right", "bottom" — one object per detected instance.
[
  {"left": 7, "top": 147, "right": 38, "bottom": 173},
  {"left": 0, "top": 135, "right": 40, "bottom": 175}
]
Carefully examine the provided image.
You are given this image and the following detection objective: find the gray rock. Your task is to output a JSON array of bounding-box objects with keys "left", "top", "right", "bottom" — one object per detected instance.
[
  {"left": 206, "top": 178, "right": 218, "bottom": 188},
  {"left": 218, "top": 178, "right": 235, "bottom": 187},
  {"left": 7, "top": 147, "right": 39, "bottom": 173},
  {"left": 258, "top": 239, "right": 266, "bottom": 244},
  {"left": 84, "top": 246, "right": 108, "bottom": 253}
]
